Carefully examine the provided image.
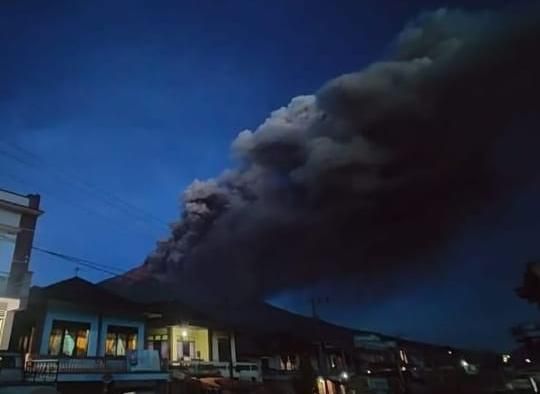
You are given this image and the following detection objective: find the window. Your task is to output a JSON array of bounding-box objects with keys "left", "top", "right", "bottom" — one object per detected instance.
[
  {"left": 105, "top": 325, "right": 138, "bottom": 356},
  {"left": 147, "top": 335, "right": 169, "bottom": 360},
  {"left": 0, "top": 305, "right": 5, "bottom": 345},
  {"left": 48, "top": 320, "right": 90, "bottom": 357},
  {"left": 0, "top": 234, "right": 16, "bottom": 273},
  {"left": 182, "top": 341, "right": 191, "bottom": 357},
  {"left": 217, "top": 337, "right": 231, "bottom": 362},
  {"left": 176, "top": 340, "right": 195, "bottom": 360}
]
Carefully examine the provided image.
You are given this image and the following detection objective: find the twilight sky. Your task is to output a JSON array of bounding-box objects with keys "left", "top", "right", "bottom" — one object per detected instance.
[{"left": 0, "top": 0, "right": 538, "bottom": 350}]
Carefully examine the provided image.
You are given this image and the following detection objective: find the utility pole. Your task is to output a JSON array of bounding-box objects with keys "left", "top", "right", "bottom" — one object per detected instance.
[
  {"left": 310, "top": 297, "right": 329, "bottom": 320},
  {"left": 220, "top": 296, "right": 235, "bottom": 380},
  {"left": 310, "top": 297, "right": 330, "bottom": 394}
]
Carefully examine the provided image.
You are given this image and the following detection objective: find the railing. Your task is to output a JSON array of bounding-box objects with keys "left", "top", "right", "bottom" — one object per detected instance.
[
  {"left": 58, "top": 357, "right": 127, "bottom": 373},
  {"left": 172, "top": 361, "right": 261, "bottom": 381},
  {"left": 25, "top": 355, "right": 128, "bottom": 378},
  {"left": 25, "top": 358, "right": 59, "bottom": 383},
  {"left": 173, "top": 360, "right": 230, "bottom": 377}
]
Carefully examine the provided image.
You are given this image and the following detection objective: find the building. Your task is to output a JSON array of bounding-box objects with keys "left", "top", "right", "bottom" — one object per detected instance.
[
  {"left": 10, "top": 277, "right": 259, "bottom": 390},
  {"left": 0, "top": 188, "right": 42, "bottom": 350},
  {"left": 11, "top": 277, "right": 169, "bottom": 391},
  {"left": 10, "top": 274, "right": 508, "bottom": 393},
  {"left": 145, "top": 301, "right": 261, "bottom": 381}
]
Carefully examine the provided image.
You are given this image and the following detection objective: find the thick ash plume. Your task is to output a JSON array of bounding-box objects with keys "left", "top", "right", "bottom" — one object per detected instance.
[{"left": 122, "top": 6, "right": 540, "bottom": 302}]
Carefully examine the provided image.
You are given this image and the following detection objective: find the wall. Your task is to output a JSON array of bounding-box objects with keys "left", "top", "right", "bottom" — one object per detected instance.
[
  {"left": 264, "top": 355, "right": 283, "bottom": 370},
  {"left": 0, "top": 190, "right": 29, "bottom": 206},
  {"left": 39, "top": 307, "right": 99, "bottom": 356},
  {"left": 211, "top": 330, "right": 237, "bottom": 363},
  {"left": 0, "top": 209, "right": 21, "bottom": 229},
  {"left": 169, "top": 325, "right": 210, "bottom": 362},
  {"left": 7, "top": 194, "right": 40, "bottom": 303},
  {"left": 0, "top": 191, "right": 40, "bottom": 355},
  {"left": 40, "top": 307, "right": 146, "bottom": 357},
  {"left": 192, "top": 327, "right": 209, "bottom": 361},
  {"left": 98, "top": 316, "right": 145, "bottom": 356},
  {"left": 0, "top": 298, "right": 20, "bottom": 350},
  {"left": 0, "top": 210, "right": 20, "bottom": 275}
]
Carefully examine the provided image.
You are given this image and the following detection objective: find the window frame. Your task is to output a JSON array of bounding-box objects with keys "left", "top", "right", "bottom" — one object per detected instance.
[
  {"left": 105, "top": 325, "right": 138, "bottom": 357},
  {"left": 48, "top": 320, "right": 90, "bottom": 357}
]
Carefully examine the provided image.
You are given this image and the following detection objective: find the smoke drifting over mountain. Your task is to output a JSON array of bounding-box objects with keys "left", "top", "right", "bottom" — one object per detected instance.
[{"left": 122, "top": 6, "right": 540, "bottom": 301}]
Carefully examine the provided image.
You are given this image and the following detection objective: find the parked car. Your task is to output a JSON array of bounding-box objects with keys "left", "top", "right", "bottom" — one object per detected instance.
[{"left": 496, "top": 374, "right": 539, "bottom": 393}]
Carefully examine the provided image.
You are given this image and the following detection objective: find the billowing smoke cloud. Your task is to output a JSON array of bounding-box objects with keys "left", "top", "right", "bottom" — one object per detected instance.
[{"left": 117, "top": 5, "right": 540, "bottom": 303}]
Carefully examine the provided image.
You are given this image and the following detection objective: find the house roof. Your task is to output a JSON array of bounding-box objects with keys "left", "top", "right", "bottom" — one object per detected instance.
[
  {"left": 102, "top": 273, "right": 474, "bottom": 356},
  {"left": 201, "top": 301, "right": 361, "bottom": 349},
  {"left": 30, "top": 276, "right": 147, "bottom": 314}
]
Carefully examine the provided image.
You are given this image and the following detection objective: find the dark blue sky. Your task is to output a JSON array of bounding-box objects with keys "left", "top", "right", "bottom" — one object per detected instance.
[{"left": 0, "top": 0, "right": 537, "bottom": 350}]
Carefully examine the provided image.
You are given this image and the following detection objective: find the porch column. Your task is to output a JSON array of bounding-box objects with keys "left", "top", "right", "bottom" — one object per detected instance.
[
  {"left": 208, "top": 329, "right": 213, "bottom": 361},
  {"left": 168, "top": 326, "right": 176, "bottom": 362},
  {"left": 230, "top": 332, "right": 237, "bottom": 363},
  {"left": 211, "top": 332, "right": 219, "bottom": 362},
  {"left": 0, "top": 310, "right": 15, "bottom": 350}
]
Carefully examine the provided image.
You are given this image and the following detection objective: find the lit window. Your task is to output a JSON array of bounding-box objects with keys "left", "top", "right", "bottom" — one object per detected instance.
[
  {"left": 147, "top": 335, "right": 169, "bottom": 360},
  {"left": 47, "top": 320, "right": 89, "bottom": 357},
  {"left": 177, "top": 340, "right": 195, "bottom": 360},
  {"left": 105, "top": 326, "right": 138, "bottom": 357}
]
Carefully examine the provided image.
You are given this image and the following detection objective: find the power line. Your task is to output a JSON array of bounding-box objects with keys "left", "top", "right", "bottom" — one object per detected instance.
[
  {"left": 0, "top": 138, "right": 170, "bottom": 232},
  {"left": 0, "top": 138, "right": 165, "bottom": 222},
  {"left": 0, "top": 234, "right": 127, "bottom": 278},
  {"left": 32, "top": 246, "right": 125, "bottom": 276},
  {"left": 32, "top": 246, "right": 126, "bottom": 276},
  {"left": 0, "top": 165, "right": 162, "bottom": 240}
]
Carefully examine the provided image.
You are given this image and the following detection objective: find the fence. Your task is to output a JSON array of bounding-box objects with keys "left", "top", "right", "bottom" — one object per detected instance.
[
  {"left": 25, "top": 355, "right": 129, "bottom": 382},
  {"left": 25, "top": 358, "right": 59, "bottom": 383}
]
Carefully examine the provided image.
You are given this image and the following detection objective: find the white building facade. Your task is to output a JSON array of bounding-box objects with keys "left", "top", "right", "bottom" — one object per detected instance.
[{"left": 0, "top": 188, "right": 42, "bottom": 350}]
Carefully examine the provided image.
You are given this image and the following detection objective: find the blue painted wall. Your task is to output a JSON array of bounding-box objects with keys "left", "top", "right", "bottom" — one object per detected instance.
[
  {"left": 39, "top": 304, "right": 145, "bottom": 357},
  {"left": 98, "top": 317, "right": 145, "bottom": 357},
  {"left": 40, "top": 306, "right": 99, "bottom": 356}
]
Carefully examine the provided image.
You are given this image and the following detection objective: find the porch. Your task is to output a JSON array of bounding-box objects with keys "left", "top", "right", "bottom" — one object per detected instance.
[
  {"left": 147, "top": 324, "right": 236, "bottom": 365},
  {"left": 24, "top": 352, "right": 169, "bottom": 383},
  {"left": 171, "top": 360, "right": 261, "bottom": 381},
  {"left": 147, "top": 324, "right": 261, "bottom": 380}
]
